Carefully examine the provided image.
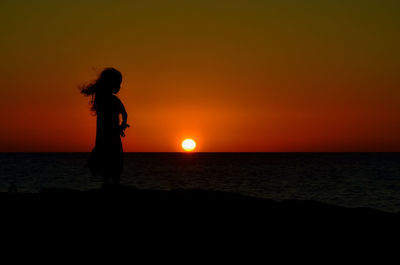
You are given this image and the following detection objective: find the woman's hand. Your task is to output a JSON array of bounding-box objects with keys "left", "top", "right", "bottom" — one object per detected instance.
[{"left": 120, "top": 123, "right": 130, "bottom": 137}]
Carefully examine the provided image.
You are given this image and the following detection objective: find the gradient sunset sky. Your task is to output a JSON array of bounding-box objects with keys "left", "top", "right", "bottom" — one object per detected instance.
[{"left": 1, "top": 0, "right": 399, "bottom": 152}]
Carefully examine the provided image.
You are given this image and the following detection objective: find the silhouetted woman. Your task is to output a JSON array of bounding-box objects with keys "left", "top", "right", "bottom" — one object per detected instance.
[{"left": 81, "top": 68, "right": 129, "bottom": 189}]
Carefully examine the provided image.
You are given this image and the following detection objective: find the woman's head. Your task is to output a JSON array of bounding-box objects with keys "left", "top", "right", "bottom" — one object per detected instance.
[
  {"left": 97, "top": 68, "right": 122, "bottom": 94},
  {"left": 80, "top": 67, "right": 123, "bottom": 113}
]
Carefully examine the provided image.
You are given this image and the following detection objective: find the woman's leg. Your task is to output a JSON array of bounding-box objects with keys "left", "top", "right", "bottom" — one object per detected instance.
[
  {"left": 112, "top": 173, "right": 120, "bottom": 187},
  {"left": 112, "top": 152, "right": 123, "bottom": 187},
  {"left": 102, "top": 174, "right": 112, "bottom": 190}
]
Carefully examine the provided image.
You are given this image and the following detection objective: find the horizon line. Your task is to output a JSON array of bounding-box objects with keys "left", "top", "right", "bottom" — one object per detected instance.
[{"left": 1, "top": 151, "right": 399, "bottom": 154}]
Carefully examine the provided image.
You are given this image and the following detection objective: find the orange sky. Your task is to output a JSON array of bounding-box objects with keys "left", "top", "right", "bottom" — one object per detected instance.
[{"left": 1, "top": 1, "right": 400, "bottom": 152}]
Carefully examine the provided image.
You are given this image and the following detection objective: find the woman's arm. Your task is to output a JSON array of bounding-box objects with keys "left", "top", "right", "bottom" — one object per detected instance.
[
  {"left": 113, "top": 95, "right": 130, "bottom": 136},
  {"left": 120, "top": 103, "right": 129, "bottom": 137},
  {"left": 121, "top": 108, "right": 128, "bottom": 129}
]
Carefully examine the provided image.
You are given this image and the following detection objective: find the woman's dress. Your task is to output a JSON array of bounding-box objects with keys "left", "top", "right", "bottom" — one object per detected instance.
[{"left": 87, "top": 95, "right": 124, "bottom": 179}]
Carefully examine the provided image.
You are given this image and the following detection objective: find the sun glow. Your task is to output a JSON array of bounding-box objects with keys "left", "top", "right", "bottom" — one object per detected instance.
[{"left": 182, "top": 139, "right": 196, "bottom": 152}]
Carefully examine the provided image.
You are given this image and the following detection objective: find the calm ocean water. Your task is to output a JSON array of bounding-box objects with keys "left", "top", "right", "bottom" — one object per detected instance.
[{"left": 1, "top": 152, "right": 400, "bottom": 212}]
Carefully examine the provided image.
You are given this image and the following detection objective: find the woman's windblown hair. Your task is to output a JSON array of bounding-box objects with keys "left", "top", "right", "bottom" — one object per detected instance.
[{"left": 80, "top": 67, "right": 122, "bottom": 114}]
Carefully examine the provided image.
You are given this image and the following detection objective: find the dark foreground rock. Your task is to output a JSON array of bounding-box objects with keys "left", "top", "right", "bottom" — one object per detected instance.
[
  {"left": 1, "top": 186, "right": 398, "bottom": 223},
  {"left": 2, "top": 186, "right": 400, "bottom": 254}
]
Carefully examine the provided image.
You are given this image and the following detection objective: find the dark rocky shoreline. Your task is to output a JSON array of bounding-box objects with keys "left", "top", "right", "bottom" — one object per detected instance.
[
  {"left": 1, "top": 186, "right": 399, "bottom": 250},
  {"left": 1, "top": 186, "right": 398, "bottom": 219}
]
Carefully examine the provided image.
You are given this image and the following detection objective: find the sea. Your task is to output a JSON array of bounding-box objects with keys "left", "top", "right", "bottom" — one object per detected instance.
[{"left": 1, "top": 152, "right": 400, "bottom": 213}]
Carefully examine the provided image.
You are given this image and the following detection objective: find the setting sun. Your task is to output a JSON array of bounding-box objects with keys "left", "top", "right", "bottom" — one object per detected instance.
[{"left": 182, "top": 139, "right": 196, "bottom": 152}]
